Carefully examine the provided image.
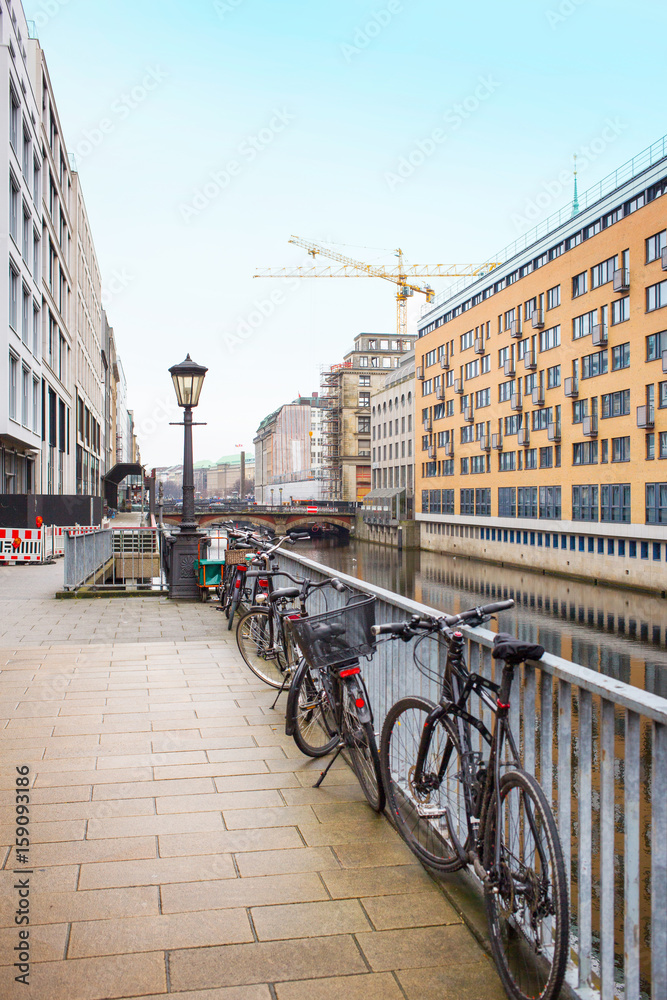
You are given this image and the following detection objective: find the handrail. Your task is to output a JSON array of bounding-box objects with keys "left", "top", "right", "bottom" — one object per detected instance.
[{"left": 275, "top": 547, "right": 667, "bottom": 1000}]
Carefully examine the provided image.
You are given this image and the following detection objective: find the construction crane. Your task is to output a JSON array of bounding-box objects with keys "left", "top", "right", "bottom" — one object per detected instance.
[{"left": 255, "top": 236, "right": 501, "bottom": 339}]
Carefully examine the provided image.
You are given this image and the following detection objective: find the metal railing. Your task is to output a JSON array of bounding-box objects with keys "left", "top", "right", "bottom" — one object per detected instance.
[
  {"left": 64, "top": 527, "right": 166, "bottom": 591},
  {"left": 274, "top": 547, "right": 666, "bottom": 1000}
]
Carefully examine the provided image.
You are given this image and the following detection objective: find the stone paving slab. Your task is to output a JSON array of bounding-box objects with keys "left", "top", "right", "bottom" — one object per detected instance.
[{"left": 0, "top": 570, "right": 505, "bottom": 999}]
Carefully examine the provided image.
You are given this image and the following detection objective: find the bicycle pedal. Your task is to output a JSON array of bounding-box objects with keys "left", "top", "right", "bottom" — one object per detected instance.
[{"left": 416, "top": 807, "right": 448, "bottom": 818}]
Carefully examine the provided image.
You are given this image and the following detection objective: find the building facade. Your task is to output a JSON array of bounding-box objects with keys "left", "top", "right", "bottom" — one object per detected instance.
[
  {"left": 415, "top": 137, "right": 667, "bottom": 591},
  {"left": 254, "top": 395, "right": 326, "bottom": 503},
  {"left": 320, "top": 333, "right": 415, "bottom": 501},
  {"left": 0, "top": 3, "right": 43, "bottom": 493}
]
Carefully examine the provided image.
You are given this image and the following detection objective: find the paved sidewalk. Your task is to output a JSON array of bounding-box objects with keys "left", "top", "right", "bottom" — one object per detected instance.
[{"left": 0, "top": 572, "right": 505, "bottom": 1000}]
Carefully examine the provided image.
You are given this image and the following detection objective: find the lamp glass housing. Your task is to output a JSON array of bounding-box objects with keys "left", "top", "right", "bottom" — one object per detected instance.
[{"left": 169, "top": 355, "right": 208, "bottom": 408}]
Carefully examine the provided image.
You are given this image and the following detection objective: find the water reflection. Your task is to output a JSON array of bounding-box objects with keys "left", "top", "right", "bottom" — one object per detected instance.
[{"left": 294, "top": 538, "right": 667, "bottom": 696}]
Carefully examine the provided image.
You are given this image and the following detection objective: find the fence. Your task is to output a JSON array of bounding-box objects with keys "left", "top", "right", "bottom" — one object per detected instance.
[
  {"left": 275, "top": 547, "right": 666, "bottom": 1000},
  {"left": 64, "top": 528, "right": 165, "bottom": 591}
]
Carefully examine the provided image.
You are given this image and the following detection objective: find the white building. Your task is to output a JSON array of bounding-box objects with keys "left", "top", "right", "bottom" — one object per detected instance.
[
  {"left": 0, "top": 4, "right": 43, "bottom": 493},
  {"left": 254, "top": 394, "right": 328, "bottom": 503}
]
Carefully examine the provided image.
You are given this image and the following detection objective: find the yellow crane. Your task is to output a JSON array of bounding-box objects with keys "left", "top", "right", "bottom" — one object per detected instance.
[{"left": 255, "top": 236, "right": 501, "bottom": 338}]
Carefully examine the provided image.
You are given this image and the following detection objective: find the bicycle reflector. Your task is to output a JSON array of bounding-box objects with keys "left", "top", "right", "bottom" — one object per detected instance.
[
  {"left": 339, "top": 666, "right": 361, "bottom": 677},
  {"left": 287, "top": 613, "right": 301, "bottom": 621},
  {"left": 355, "top": 697, "right": 365, "bottom": 708}
]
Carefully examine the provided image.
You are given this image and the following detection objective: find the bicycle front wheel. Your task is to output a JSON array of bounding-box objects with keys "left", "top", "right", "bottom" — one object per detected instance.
[
  {"left": 380, "top": 696, "right": 466, "bottom": 872},
  {"left": 236, "top": 609, "right": 289, "bottom": 688},
  {"left": 289, "top": 665, "right": 339, "bottom": 758},
  {"left": 483, "top": 769, "right": 569, "bottom": 1000},
  {"left": 341, "top": 683, "right": 384, "bottom": 812}
]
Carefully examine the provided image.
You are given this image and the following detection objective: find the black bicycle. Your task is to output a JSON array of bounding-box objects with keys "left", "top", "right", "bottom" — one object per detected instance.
[
  {"left": 376, "top": 601, "right": 568, "bottom": 1000},
  {"left": 285, "top": 594, "right": 385, "bottom": 812}
]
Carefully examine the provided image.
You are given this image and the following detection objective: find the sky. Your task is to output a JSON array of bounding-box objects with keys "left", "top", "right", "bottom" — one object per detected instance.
[{"left": 22, "top": 0, "right": 667, "bottom": 467}]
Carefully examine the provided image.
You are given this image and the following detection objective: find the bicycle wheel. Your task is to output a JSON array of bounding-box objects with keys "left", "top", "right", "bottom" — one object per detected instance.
[
  {"left": 483, "top": 769, "right": 568, "bottom": 1000},
  {"left": 341, "top": 682, "right": 385, "bottom": 812},
  {"left": 380, "top": 696, "right": 466, "bottom": 872},
  {"left": 236, "top": 609, "right": 290, "bottom": 688},
  {"left": 290, "top": 664, "right": 339, "bottom": 758}
]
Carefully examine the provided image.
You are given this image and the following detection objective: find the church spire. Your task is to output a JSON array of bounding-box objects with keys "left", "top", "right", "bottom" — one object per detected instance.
[{"left": 571, "top": 154, "right": 580, "bottom": 217}]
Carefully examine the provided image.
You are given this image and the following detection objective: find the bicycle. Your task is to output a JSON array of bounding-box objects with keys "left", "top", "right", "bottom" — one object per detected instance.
[
  {"left": 375, "top": 601, "right": 568, "bottom": 1000},
  {"left": 236, "top": 570, "right": 345, "bottom": 690},
  {"left": 285, "top": 594, "right": 385, "bottom": 812}
]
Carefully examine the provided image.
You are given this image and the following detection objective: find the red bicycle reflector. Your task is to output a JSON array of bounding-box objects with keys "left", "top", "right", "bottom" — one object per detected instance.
[
  {"left": 287, "top": 614, "right": 301, "bottom": 620},
  {"left": 259, "top": 579, "right": 269, "bottom": 588},
  {"left": 234, "top": 579, "right": 242, "bottom": 589},
  {"left": 355, "top": 698, "right": 365, "bottom": 709},
  {"left": 339, "top": 666, "right": 361, "bottom": 677}
]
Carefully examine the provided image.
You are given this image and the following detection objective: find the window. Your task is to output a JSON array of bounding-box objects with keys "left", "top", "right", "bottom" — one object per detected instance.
[
  {"left": 460, "top": 489, "right": 475, "bottom": 516},
  {"left": 612, "top": 342, "right": 630, "bottom": 370},
  {"left": 425, "top": 349, "right": 437, "bottom": 367},
  {"left": 602, "top": 484, "right": 631, "bottom": 523},
  {"left": 21, "top": 366, "right": 29, "bottom": 427},
  {"left": 547, "top": 365, "right": 561, "bottom": 388},
  {"left": 446, "top": 400, "right": 454, "bottom": 417},
  {"left": 32, "top": 376, "right": 39, "bottom": 432},
  {"left": 8, "top": 353, "right": 18, "bottom": 420},
  {"left": 601, "top": 390, "right": 630, "bottom": 418},
  {"left": 10, "top": 87, "right": 19, "bottom": 151},
  {"left": 572, "top": 271, "right": 588, "bottom": 297},
  {"left": 33, "top": 304, "right": 40, "bottom": 356},
  {"left": 540, "top": 325, "right": 561, "bottom": 351},
  {"left": 498, "top": 487, "right": 516, "bottom": 517},
  {"left": 646, "top": 230, "right": 667, "bottom": 263},
  {"left": 505, "top": 414, "right": 522, "bottom": 436},
  {"left": 504, "top": 309, "right": 515, "bottom": 331},
  {"left": 471, "top": 455, "right": 487, "bottom": 474},
  {"left": 481, "top": 354, "right": 491, "bottom": 374},
  {"left": 611, "top": 436, "right": 630, "bottom": 462},
  {"left": 33, "top": 155, "right": 41, "bottom": 205},
  {"left": 539, "top": 446, "right": 553, "bottom": 469},
  {"left": 547, "top": 285, "right": 561, "bottom": 310},
  {"left": 572, "top": 485, "right": 598, "bottom": 521},
  {"left": 460, "top": 329, "right": 475, "bottom": 352},
  {"left": 572, "top": 399, "right": 588, "bottom": 424},
  {"left": 499, "top": 451, "right": 516, "bottom": 471},
  {"left": 591, "top": 255, "right": 618, "bottom": 288},
  {"left": 21, "top": 286, "right": 29, "bottom": 345},
  {"left": 539, "top": 485, "right": 561, "bottom": 519},
  {"left": 442, "top": 489, "right": 454, "bottom": 514},
  {"left": 498, "top": 346, "right": 510, "bottom": 368},
  {"left": 646, "top": 483, "right": 667, "bottom": 524},
  {"left": 518, "top": 486, "right": 537, "bottom": 518},
  {"left": 647, "top": 281, "right": 667, "bottom": 313},
  {"left": 357, "top": 416, "right": 370, "bottom": 434},
  {"left": 359, "top": 374, "right": 370, "bottom": 385},
  {"left": 460, "top": 425, "right": 474, "bottom": 444},
  {"left": 659, "top": 431, "right": 667, "bottom": 459},
  {"left": 10, "top": 175, "right": 19, "bottom": 242},
  {"left": 465, "top": 359, "right": 479, "bottom": 380},
  {"left": 573, "top": 441, "right": 598, "bottom": 465},
  {"left": 524, "top": 448, "right": 537, "bottom": 470},
  {"left": 532, "top": 407, "right": 552, "bottom": 431},
  {"left": 475, "top": 387, "right": 490, "bottom": 408},
  {"left": 476, "top": 488, "right": 491, "bottom": 515},
  {"left": 9, "top": 265, "right": 18, "bottom": 331},
  {"left": 358, "top": 356, "right": 368, "bottom": 367},
  {"left": 660, "top": 382, "right": 667, "bottom": 408},
  {"left": 460, "top": 457, "right": 469, "bottom": 475},
  {"left": 22, "top": 206, "right": 30, "bottom": 261},
  {"left": 581, "top": 349, "right": 608, "bottom": 379},
  {"left": 572, "top": 311, "right": 597, "bottom": 340},
  {"left": 499, "top": 380, "right": 514, "bottom": 402},
  {"left": 612, "top": 296, "right": 630, "bottom": 324},
  {"left": 358, "top": 392, "right": 370, "bottom": 408}
]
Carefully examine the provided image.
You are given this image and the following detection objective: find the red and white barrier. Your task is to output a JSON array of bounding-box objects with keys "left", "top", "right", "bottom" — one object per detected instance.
[{"left": 0, "top": 528, "right": 43, "bottom": 563}]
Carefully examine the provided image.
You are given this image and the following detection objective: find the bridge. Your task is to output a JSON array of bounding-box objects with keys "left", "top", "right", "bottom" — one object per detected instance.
[{"left": 161, "top": 503, "right": 357, "bottom": 537}]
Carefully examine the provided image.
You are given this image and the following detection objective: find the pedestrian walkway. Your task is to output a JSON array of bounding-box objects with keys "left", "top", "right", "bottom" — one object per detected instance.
[{"left": 0, "top": 563, "right": 505, "bottom": 999}]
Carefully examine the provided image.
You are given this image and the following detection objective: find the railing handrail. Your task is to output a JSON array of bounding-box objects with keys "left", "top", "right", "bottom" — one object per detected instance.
[{"left": 276, "top": 548, "right": 667, "bottom": 723}]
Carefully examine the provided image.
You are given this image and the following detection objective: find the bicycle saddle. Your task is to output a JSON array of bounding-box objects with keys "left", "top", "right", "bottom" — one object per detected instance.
[
  {"left": 492, "top": 632, "right": 544, "bottom": 664},
  {"left": 269, "top": 587, "right": 301, "bottom": 601}
]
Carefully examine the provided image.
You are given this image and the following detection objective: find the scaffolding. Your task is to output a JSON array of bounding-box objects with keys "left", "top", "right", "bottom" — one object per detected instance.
[{"left": 319, "top": 361, "right": 350, "bottom": 501}]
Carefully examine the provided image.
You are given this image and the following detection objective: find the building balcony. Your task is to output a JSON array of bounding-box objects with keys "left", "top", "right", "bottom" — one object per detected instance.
[
  {"left": 547, "top": 420, "right": 561, "bottom": 442},
  {"left": 436, "top": 386, "right": 445, "bottom": 400},
  {"left": 523, "top": 350, "right": 537, "bottom": 371},
  {"left": 463, "top": 406, "right": 474, "bottom": 423},
  {"left": 416, "top": 365, "right": 424, "bottom": 380},
  {"left": 479, "top": 435, "right": 490, "bottom": 452},
  {"left": 613, "top": 267, "right": 630, "bottom": 292},
  {"left": 637, "top": 404, "right": 655, "bottom": 429},
  {"left": 440, "top": 352, "right": 450, "bottom": 370},
  {"left": 531, "top": 308, "right": 545, "bottom": 329},
  {"left": 510, "top": 393, "right": 522, "bottom": 411},
  {"left": 662, "top": 247, "right": 667, "bottom": 271},
  {"left": 491, "top": 433, "right": 503, "bottom": 450},
  {"left": 592, "top": 323, "right": 608, "bottom": 347},
  {"left": 454, "top": 378, "right": 464, "bottom": 394},
  {"left": 564, "top": 377, "right": 578, "bottom": 398},
  {"left": 444, "top": 441, "right": 454, "bottom": 457},
  {"left": 474, "top": 338, "right": 485, "bottom": 355},
  {"left": 518, "top": 427, "right": 530, "bottom": 447},
  {"left": 532, "top": 385, "right": 545, "bottom": 406},
  {"left": 663, "top": 348, "right": 667, "bottom": 374},
  {"left": 427, "top": 446, "right": 436, "bottom": 460},
  {"left": 509, "top": 320, "right": 521, "bottom": 338},
  {"left": 583, "top": 415, "right": 598, "bottom": 437},
  {"left": 503, "top": 358, "right": 515, "bottom": 377}
]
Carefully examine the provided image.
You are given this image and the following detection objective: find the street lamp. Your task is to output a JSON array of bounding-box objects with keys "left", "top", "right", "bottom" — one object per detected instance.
[
  {"left": 166, "top": 354, "right": 208, "bottom": 598},
  {"left": 279, "top": 487, "right": 283, "bottom": 507},
  {"left": 270, "top": 488, "right": 275, "bottom": 507}
]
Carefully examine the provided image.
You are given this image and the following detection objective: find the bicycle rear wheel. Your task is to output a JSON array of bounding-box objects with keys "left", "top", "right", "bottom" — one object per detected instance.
[
  {"left": 380, "top": 696, "right": 466, "bottom": 872},
  {"left": 289, "top": 664, "right": 339, "bottom": 757},
  {"left": 483, "top": 769, "right": 568, "bottom": 1000},
  {"left": 341, "top": 683, "right": 384, "bottom": 812},
  {"left": 236, "top": 609, "right": 289, "bottom": 688}
]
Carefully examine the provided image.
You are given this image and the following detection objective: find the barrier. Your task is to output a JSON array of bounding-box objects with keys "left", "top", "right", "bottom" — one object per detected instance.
[{"left": 0, "top": 528, "right": 43, "bottom": 562}]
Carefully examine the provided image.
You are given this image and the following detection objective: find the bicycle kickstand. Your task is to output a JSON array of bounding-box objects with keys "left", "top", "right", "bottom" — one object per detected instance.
[
  {"left": 313, "top": 744, "right": 343, "bottom": 788},
  {"left": 270, "top": 674, "right": 291, "bottom": 711}
]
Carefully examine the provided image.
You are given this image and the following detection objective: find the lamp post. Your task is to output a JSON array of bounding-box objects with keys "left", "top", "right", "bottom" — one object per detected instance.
[
  {"left": 279, "top": 487, "right": 283, "bottom": 507},
  {"left": 270, "top": 488, "right": 274, "bottom": 508},
  {"left": 166, "top": 354, "right": 208, "bottom": 599}
]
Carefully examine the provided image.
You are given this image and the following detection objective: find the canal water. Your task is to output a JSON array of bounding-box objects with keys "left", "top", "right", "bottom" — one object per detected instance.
[{"left": 292, "top": 537, "right": 667, "bottom": 696}]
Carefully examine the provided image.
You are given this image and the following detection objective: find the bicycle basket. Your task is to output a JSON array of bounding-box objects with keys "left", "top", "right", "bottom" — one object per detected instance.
[
  {"left": 224, "top": 547, "right": 253, "bottom": 566},
  {"left": 287, "top": 595, "right": 376, "bottom": 669}
]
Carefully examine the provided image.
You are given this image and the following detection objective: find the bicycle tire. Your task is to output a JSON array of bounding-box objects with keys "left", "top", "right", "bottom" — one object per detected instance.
[
  {"left": 483, "top": 769, "right": 569, "bottom": 1000},
  {"left": 236, "top": 609, "right": 290, "bottom": 688},
  {"left": 380, "top": 696, "right": 466, "bottom": 872},
  {"left": 341, "top": 683, "right": 385, "bottom": 812},
  {"left": 289, "top": 664, "right": 339, "bottom": 757}
]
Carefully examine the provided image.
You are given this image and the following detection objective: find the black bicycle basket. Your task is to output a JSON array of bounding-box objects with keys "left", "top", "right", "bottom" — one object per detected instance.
[{"left": 287, "top": 595, "right": 376, "bottom": 669}]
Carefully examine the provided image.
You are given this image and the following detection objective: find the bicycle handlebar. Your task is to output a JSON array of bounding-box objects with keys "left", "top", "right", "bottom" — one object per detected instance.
[{"left": 370, "top": 599, "right": 514, "bottom": 637}]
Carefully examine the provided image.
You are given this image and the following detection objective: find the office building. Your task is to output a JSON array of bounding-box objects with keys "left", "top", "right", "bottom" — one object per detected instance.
[{"left": 254, "top": 395, "right": 326, "bottom": 503}]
